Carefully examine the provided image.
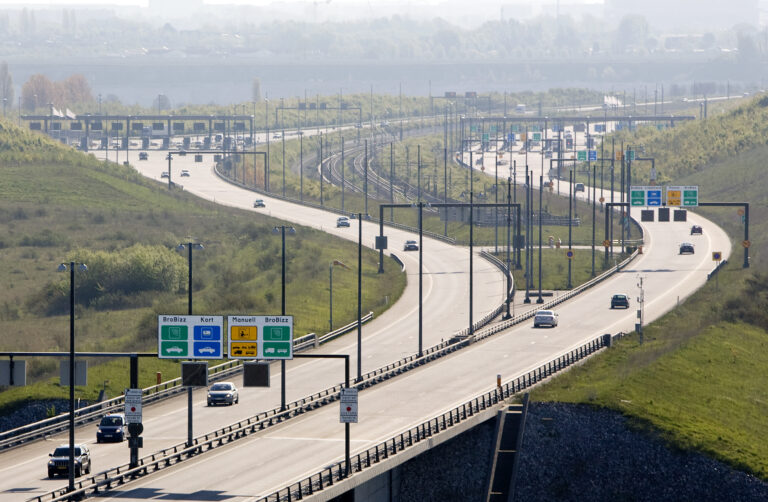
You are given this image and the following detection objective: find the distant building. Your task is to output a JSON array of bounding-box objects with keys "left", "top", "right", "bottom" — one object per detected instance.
[{"left": 605, "top": 0, "right": 759, "bottom": 30}]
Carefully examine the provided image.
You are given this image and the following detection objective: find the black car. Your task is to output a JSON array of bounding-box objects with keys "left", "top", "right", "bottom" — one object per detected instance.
[
  {"left": 404, "top": 240, "right": 419, "bottom": 251},
  {"left": 138, "top": 152, "right": 148, "bottom": 161},
  {"left": 96, "top": 413, "right": 126, "bottom": 443},
  {"left": 690, "top": 225, "right": 703, "bottom": 235},
  {"left": 610, "top": 294, "right": 630, "bottom": 309},
  {"left": 48, "top": 444, "right": 91, "bottom": 478},
  {"left": 679, "top": 242, "right": 695, "bottom": 255}
]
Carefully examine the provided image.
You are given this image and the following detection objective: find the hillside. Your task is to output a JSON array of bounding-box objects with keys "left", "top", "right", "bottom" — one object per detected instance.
[
  {"left": 532, "top": 95, "right": 768, "bottom": 478},
  {"left": 0, "top": 122, "right": 405, "bottom": 407}
]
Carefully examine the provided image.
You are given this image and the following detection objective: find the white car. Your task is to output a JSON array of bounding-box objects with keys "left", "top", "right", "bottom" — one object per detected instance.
[
  {"left": 533, "top": 310, "right": 558, "bottom": 328},
  {"left": 180, "top": 169, "right": 190, "bottom": 177},
  {"left": 336, "top": 216, "right": 350, "bottom": 227}
]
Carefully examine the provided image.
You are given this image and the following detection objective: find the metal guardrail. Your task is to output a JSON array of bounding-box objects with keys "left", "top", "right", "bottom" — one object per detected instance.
[
  {"left": 708, "top": 259, "right": 728, "bottom": 280},
  {"left": 0, "top": 359, "right": 243, "bottom": 451},
  {"left": 250, "top": 333, "right": 615, "bottom": 502},
  {"left": 27, "top": 162, "right": 643, "bottom": 499},
  {"left": 29, "top": 246, "right": 640, "bottom": 502},
  {"left": 293, "top": 312, "right": 374, "bottom": 352},
  {"left": 2, "top": 315, "right": 377, "bottom": 452}
]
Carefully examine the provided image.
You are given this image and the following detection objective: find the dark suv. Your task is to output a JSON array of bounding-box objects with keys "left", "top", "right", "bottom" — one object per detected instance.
[
  {"left": 679, "top": 242, "right": 695, "bottom": 255},
  {"left": 690, "top": 225, "right": 703, "bottom": 235},
  {"left": 48, "top": 444, "right": 91, "bottom": 478},
  {"left": 610, "top": 294, "right": 630, "bottom": 309}
]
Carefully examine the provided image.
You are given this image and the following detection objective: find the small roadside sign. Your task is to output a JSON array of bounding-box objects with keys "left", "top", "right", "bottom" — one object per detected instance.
[
  {"left": 712, "top": 251, "right": 722, "bottom": 262},
  {"left": 340, "top": 387, "right": 358, "bottom": 424},
  {"left": 602, "top": 240, "right": 611, "bottom": 247},
  {"left": 577, "top": 151, "right": 587, "bottom": 161},
  {"left": 125, "top": 388, "right": 142, "bottom": 424},
  {"left": 566, "top": 250, "right": 574, "bottom": 259},
  {"left": 742, "top": 240, "right": 751, "bottom": 248},
  {"left": 588, "top": 150, "right": 597, "bottom": 161}
]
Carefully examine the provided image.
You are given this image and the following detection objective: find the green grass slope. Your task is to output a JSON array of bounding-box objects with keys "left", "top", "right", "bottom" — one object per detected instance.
[
  {"left": 531, "top": 97, "right": 768, "bottom": 478},
  {"left": 0, "top": 122, "right": 405, "bottom": 409}
]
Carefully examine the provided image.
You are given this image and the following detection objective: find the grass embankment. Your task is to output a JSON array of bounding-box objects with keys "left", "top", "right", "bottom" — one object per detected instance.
[
  {"left": 531, "top": 96, "right": 768, "bottom": 478},
  {"left": 0, "top": 122, "right": 405, "bottom": 411}
]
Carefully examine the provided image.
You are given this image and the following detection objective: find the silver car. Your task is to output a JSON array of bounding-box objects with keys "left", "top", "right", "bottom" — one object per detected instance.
[
  {"left": 207, "top": 381, "right": 239, "bottom": 406},
  {"left": 533, "top": 310, "right": 558, "bottom": 328}
]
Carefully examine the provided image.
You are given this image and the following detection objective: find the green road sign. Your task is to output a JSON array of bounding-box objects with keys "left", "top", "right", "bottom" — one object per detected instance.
[
  {"left": 533, "top": 132, "right": 541, "bottom": 141},
  {"left": 263, "top": 326, "right": 291, "bottom": 341},
  {"left": 683, "top": 187, "right": 699, "bottom": 207},
  {"left": 628, "top": 150, "right": 636, "bottom": 160},
  {"left": 511, "top": 125, "right": 520, "bottom": 132},
  {"left": 470, "top": 125, "right": 478, "bottom": 132},
  {"left": 482, "top": 133, "right": 489, "bottom": 142},
  {"left": 161, "top": 325, "right": 188, "bottom": 340},
  {"left": 160, "top": 341, "right": 188, "bottom": 357},
  {"left": 630, "top": 189, "right": 646, "bottom": 206},
  {"left": 577, "top": 151, "right": 587, "bottom": 161},
  {"left": 531, "top": 125, "right": 540, "bottom": 132},
  {"left": 489, "top": 125, "right": 497, "bottom": 133}
]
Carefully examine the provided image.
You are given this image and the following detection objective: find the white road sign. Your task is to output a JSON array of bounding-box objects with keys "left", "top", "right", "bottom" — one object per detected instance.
[
  {"left": 124, "top": 388, "right": 142, "bottom": 424},
  {"left": 340, "top": 387, "right": 358, "bottom": 424}
]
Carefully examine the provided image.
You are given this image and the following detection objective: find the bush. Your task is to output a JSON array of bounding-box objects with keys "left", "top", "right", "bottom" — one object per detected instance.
[{"left": 27, "top": 244, "right": 187, "bottom": 315}]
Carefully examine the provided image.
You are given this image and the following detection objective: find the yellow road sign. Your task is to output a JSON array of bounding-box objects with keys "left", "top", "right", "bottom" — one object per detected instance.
[
  {"left": 743, "top": 240, "right": 751, "bottom": 248},
  {"left": 602, "top": 240, "right": 611, "bottom": 247},
  {"left": 737, "top": 208, "right": 745, "bottom": 216},
  {"left": 712, "top": 251, "right": 722, "bottom": 261},
  {"left": 231, "top": 325, "right": 257, "bottom": 341},
  {"left": 666, "top": 188, "right": 682, "bottom": 207},
  {"left": 230, "top": 342, "right": 258, "bottom": 357}
]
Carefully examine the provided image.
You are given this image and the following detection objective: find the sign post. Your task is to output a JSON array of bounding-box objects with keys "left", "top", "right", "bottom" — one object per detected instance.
[
  {"left": 124, "top": 388, "right": 143, "bottom": 468},
  {"left": 340, "top": 388, "right": 358, "bottom": 424}
]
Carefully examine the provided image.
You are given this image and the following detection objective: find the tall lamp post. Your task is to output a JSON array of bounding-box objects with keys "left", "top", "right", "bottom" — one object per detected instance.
[
  {"left": 273, "top": 226, "right": 295, "bottom": 411},
  {"left": 329, "top": 260, "right": 349, "bottom": 331},
  {"left": 177, "top": 242, "right": 203, "bottom": 447},
  {"left": 57, "top": 261, "right": 87, "bottom": 494}
]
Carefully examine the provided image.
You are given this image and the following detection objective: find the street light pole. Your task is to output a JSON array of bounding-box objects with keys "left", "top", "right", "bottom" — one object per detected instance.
[
  {"left": 177, "top": 242, "right": 202, "bottom": 448},
  {"left": 273, "top": 226, "right": 295, "bottom": 411},
  {"left": 58, "top": 261, "right": 87, "bottom": 494},
  {"left": 356, "top": 213, "right": 363, "bottom": 381}
]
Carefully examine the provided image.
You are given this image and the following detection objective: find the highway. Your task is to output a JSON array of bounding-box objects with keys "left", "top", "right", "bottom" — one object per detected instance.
[
  {"left": 53, "top": 211, "right": 731, "bottom": 502},
  {"left": 0, "top": 143, "right": 507, "bottom": 502},
  {"left": 1, "top": 135, "right": 731, "bottom": 501}
]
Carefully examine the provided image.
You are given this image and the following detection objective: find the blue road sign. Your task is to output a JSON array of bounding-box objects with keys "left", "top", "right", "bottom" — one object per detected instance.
[
  {"left": 647, "top": 189, "right": 662, "bottom": 206},
  {"left": 588, "top": 150, "right": 597, "bottom": 161}
]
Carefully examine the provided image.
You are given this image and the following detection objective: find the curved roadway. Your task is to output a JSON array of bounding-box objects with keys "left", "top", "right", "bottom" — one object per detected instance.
[
  {"left": 0, "top": 144, "right": 506, "bottom": 502},
  {"left": 0, "top": 138, "right": 732, "bottom": 501}
]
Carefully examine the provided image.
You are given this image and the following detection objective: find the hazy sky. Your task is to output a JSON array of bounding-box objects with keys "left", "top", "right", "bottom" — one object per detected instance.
[{"left": 0, "top": 0, "right": 602, "bottom": 6}]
